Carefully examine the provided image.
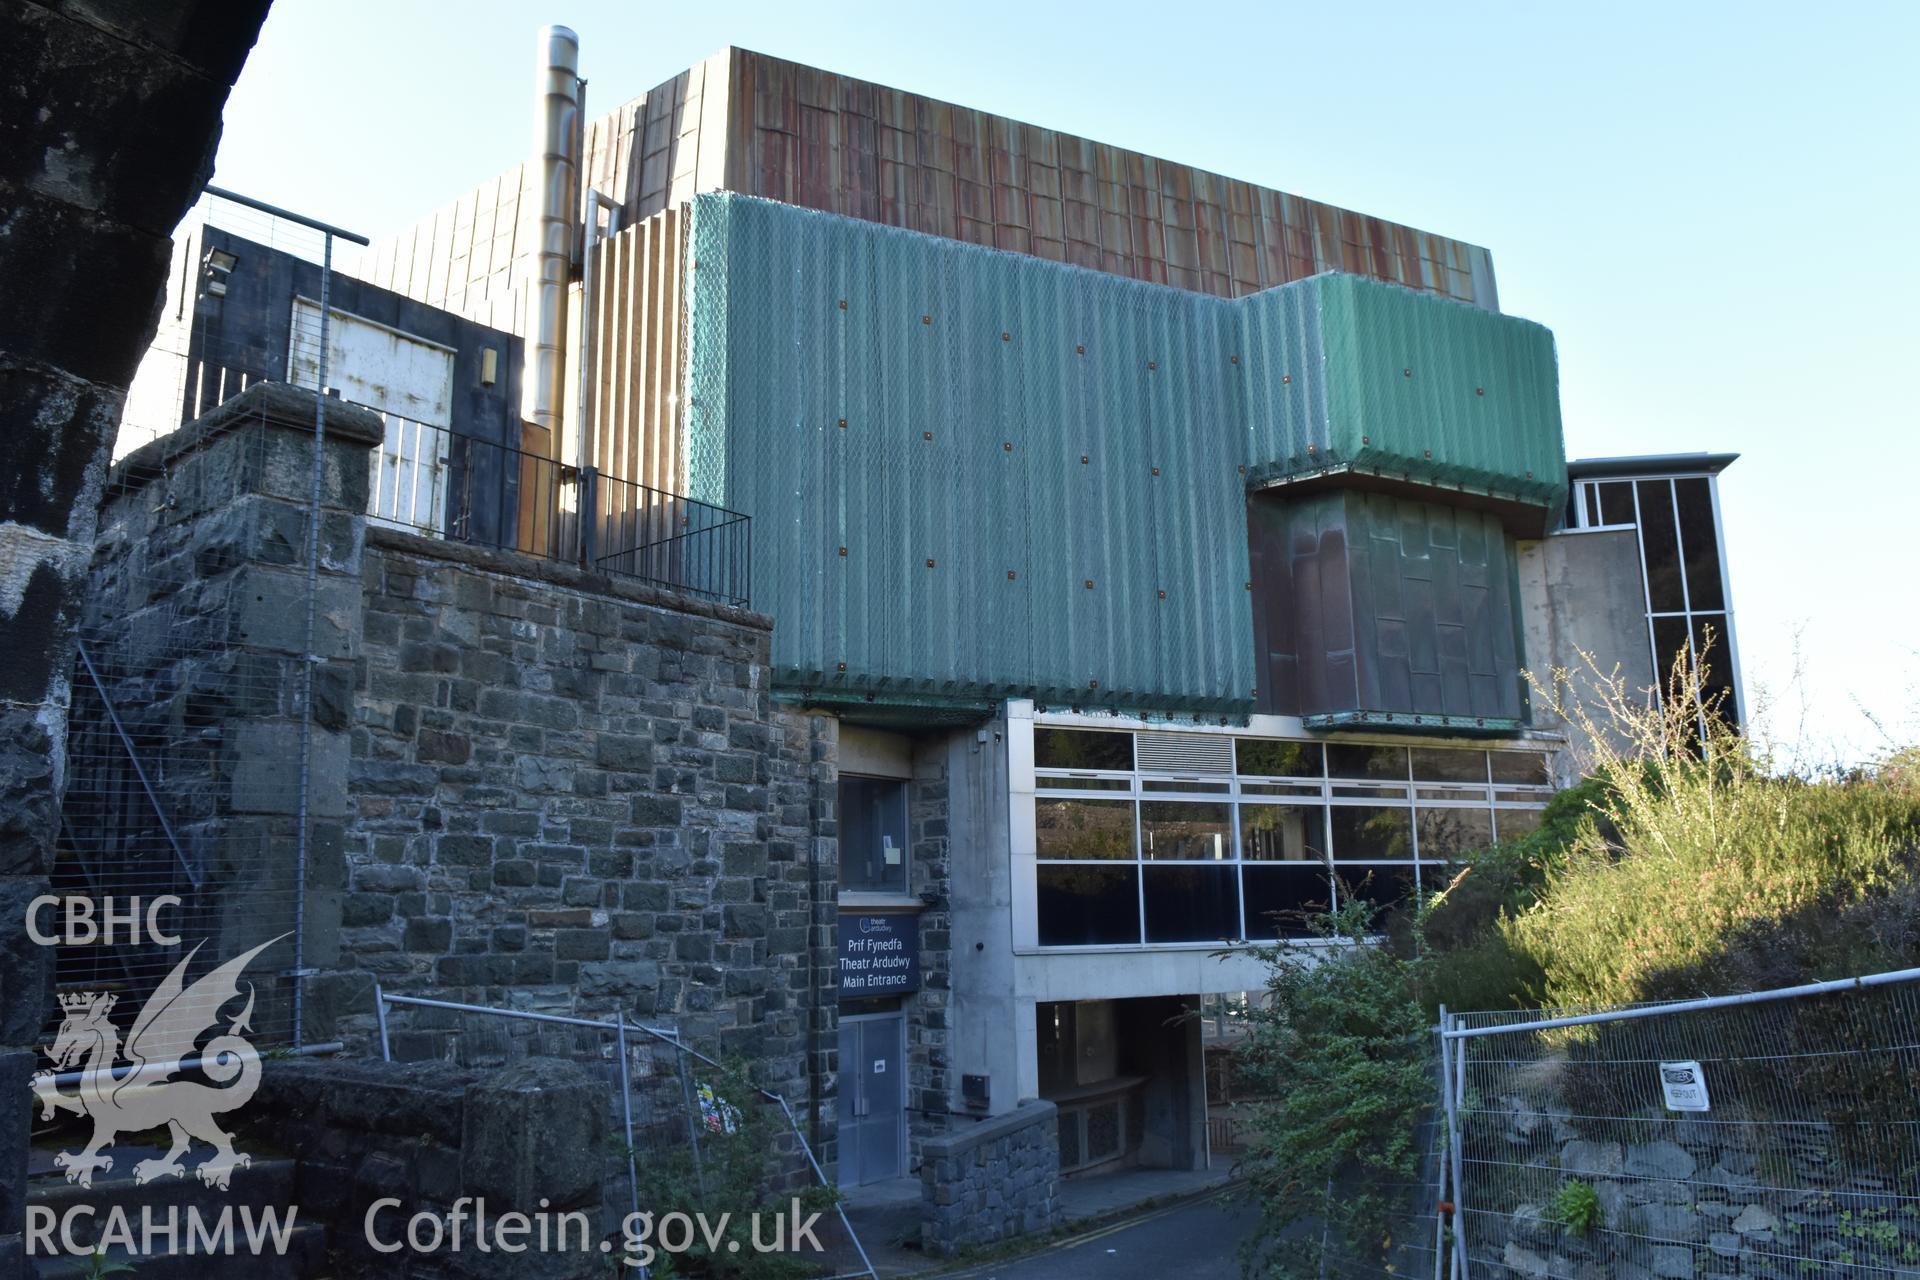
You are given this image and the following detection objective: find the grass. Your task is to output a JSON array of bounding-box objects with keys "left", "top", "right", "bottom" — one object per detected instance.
[{"left": 1412, "top": 651, "right": 1920, "bottom": 1011}]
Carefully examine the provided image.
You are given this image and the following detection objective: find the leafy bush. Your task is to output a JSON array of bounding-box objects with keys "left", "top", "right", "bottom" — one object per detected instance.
[
  {"left": 1237, "top": 899, "right": 1436, "bottom": 1278},
  {"left": 621, "top": 1059, "right": 838, "bottom": 1279},
  {"left": 1243, "top": 652, "right": 1920, "bottom": 1276},
  {"left": 1499, "top": 660, "right": 1920, "bottom": 1008},
  {"left": 1547, "top": 1179, "right": 1603, "bottom": 1236}
]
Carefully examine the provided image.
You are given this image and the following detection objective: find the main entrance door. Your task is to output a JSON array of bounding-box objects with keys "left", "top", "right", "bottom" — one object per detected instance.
[{"left": 837, "top": 1014, "right": 906, "bottom": 1185}]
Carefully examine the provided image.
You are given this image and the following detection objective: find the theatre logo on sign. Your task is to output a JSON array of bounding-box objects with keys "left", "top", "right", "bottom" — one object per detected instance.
[{"left": 839, "top": 915, "right": 918, "bottom": 997}]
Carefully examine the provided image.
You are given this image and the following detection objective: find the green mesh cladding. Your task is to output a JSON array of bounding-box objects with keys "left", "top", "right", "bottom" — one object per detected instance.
[
  {"left": 685, "top": 193, "right": 1566, "bottom": 716},
  {"left": 1240, "top": 273, "right": 1566, "bottom": 507}
]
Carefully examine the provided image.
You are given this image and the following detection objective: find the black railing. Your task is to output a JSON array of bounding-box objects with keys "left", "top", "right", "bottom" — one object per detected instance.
[
  {"left": 369, "top": 419, "right": 751, "bottom": 607},
  {"left": 589, "top": 471, "right": 753, "bottom": 609}
]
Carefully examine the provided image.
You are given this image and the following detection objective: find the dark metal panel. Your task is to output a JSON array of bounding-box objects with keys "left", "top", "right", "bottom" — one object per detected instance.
[{"left": 1253, "top": 490, "right": 1524, "bottom": 727}]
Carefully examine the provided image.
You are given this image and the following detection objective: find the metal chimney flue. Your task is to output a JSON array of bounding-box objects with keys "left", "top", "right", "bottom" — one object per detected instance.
[{"left": 525, "top": 23, "right": 580, "bottom": 444}]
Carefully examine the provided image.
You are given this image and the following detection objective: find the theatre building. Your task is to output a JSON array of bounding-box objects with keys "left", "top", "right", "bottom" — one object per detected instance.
[{"left": 110, "top": 34, "right": 1741, "bottom": 1237}]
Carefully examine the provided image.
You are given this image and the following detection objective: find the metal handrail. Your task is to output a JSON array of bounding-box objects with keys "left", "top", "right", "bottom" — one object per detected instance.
[{"left": 373, "top": 420, "right": 751, "bottom": 605}]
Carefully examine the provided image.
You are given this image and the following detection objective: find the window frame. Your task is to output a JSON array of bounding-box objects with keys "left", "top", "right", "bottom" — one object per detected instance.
[
  {"left": 1022, "top": 722, "right": 1553, "bottom": 952},
  {"left": 1566, "top": 468, "right": 1744, "bottom": 729},
  {"left": 839, "top": 772, "right": 912, "bottom": 897}
]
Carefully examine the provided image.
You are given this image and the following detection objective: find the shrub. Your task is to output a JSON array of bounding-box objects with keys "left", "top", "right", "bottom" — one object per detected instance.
[
  {"left": 1238, "top": 898, "right": 1436, "bottom": 1278},
  {"left": 1547, "top": 1179, "right": 1602, "bottom": 1236},
  {"left": 1501, "top": 657, "right": 1920, "bottom": 1008},
  {"left": 621, "top": 1059, "right": 837, "bottom": 1279}
]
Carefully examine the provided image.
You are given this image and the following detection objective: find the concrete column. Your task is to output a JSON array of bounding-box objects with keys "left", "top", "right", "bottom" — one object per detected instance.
[{"left": 947, "top": 716, "right": 1027, "bottom": 1115}]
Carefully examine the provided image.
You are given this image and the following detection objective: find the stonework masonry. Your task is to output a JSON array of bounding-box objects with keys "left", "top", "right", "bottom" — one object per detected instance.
[
  {"left": 904, "top": 735, "right": 955, "bottom": 1164},
  {"left": 54, "top": 382, "right": 1019, "bottom": 1249},
  {"left": 0, "top": 5, "right": 270, "bottom": 1267},
  {"left": 330, "top": 522, "right": 831, "bottom": 1108},
  {"left": 919, "top": 1099, "right": 1063, "bottom": 1255}
]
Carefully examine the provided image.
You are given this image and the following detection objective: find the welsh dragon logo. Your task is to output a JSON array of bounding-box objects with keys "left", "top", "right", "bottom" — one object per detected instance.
[{"left": 32, "top": 935, "right": 285, "bottom": 1191}]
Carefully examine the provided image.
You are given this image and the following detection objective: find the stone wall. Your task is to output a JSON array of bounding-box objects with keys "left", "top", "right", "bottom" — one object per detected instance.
[
  {"left": 904, "top": 735, "right": 955, "bottom": 1164},
  {"left": 0, "top": 5, "right": 270, "bottom": 1266},
  {"left": 919, "top": 1099, "right": 1061, "bottom": 1255},
  {"left": 255, "top": 1056, "right": 607, "bottom": 1279},
  {"left": 61, "top": 384, "right": 383, "bottom": 1038},
  {"left": 326, "top": 524, "right": 829, "bottom": 1103}
]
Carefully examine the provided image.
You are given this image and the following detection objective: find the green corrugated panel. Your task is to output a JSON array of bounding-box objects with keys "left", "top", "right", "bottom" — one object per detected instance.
[
  {"left": 685, "top": 194, "right": 1563, "bottom": 715},
  {"left": 1242, "top": 274, "right": 1567, "bottom": 508},
  {"left": 686, "top": 193, "right": 1255, "bottom": 713}
]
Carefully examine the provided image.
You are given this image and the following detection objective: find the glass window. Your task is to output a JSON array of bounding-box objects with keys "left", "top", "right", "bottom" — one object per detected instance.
[
  {"left": 1241, "top": 804, "right": 1326, "bottom": 861},
  {"left": 1143, "top": 866, "right": 1240, "bottom": 943},
  {"left": 1139, "top": 801, "right": 1232, "bottom": 861},
  {"left": 1330, "top": 805, "right": 1414, "bottom": 860},
  {"left": 1410, "top": 748, "right": 1488, "bottom": 784},
  {"left": 1242, "top": 865, "right": 1332, "bottom": 940},
  {"left": 1494, "top": 807, "right": 1544, "bottom": 840},
  {"left": 1417, "top": 785, "right": 1487, "bottom": 802},
  {"left": 1142, "top": 779, "right": 1230, "bottom": 794},
  {"left": 1333, "top": 783, "right": 1409, "bottom": 800},
  {"left": 1637, "top": 480, "right": 1685, "bottom": 612},
  {"left": 1415, "top": 806, "right": 1495, "bottom": 859},
  {"left": 1490, "top": 752, "right": 1551, "bottom": 786},
  {"left": 1327, "top": 744, "right": 1409, "bottom": 780},
  {"left": 1241, "top": 782, "right": 1321, "bottom": 798},
  {"left": 1035, "top": 728, "right": 1132, "bottom": 771},
  {"left": 840, "top": 776, "right": 908, "bottom": 893},
  {"left": 1653, "top": 615, "right": 1692, "bottom": 689},
  {"left": 1674, "top": 478, "right": 1725, "bottom": 612},
  {"left": 1036, "top": 799, "right": 1134, "bottom": 860},
  {"left": 1036, "top": 774, "right": 1130, "bottom": 792},
  {"left": 1338, "top": 864, "right": 1418, "bottom": 921},
  {"left": 1596, "top": 481, "right": 1635, "bottom": 527},
  {"left": 1236, "top": 739, "right": 1324, "bottom": 779},
  {"left": 1038, "top": 865, "right": 1141, "bottom": 945},
  {"left": 1691, "top": 615, "right": 1739, "bottom": 721}
]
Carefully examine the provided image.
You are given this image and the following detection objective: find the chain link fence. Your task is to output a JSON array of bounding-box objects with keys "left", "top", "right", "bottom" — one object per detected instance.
[
  {"left": 46, "top": 189, "right": 363, "bottom": 1055},
  {"left": 1439, "top": 969, "right": 1920, "bottom": 1279}
]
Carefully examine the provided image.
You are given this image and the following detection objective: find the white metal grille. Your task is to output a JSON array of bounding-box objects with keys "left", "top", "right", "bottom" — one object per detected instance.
[{"left": 1135, "top": 731, "right": 1235, "bottom": 775}]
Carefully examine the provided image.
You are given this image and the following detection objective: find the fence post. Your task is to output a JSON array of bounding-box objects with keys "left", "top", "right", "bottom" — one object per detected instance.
[
  {"left": 678, "top": 1048, "right": 708, "bottom": 1199},
  {"left": 579, "top": 465, "right": 599, "bottom": 567},
  {"left": 615, "top": 1012, "right": 640, "bottom": 1225},
  {"left": 1438, "top": 1008, "right": 1468, "bottom": 1280}
]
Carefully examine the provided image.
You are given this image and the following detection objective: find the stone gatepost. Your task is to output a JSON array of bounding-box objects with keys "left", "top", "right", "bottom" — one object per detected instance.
[{"left": 91, "top": 382, "right": 383, "bottom": 1041}]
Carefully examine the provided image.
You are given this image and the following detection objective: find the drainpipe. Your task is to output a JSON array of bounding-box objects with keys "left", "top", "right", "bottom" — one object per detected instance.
[{"left": 525, "top": 24, "right": 580, "bottom": 445}]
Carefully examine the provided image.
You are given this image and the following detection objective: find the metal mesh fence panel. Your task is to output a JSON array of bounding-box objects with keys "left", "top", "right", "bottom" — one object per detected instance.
[
  {"left": 377, "top": 994, "right": 876, "bottom": 1279},
  {"left": 44, "top": 191, "right": 365, "bottom": 1059},
  {"left": 1445, "top": 974, "right": 1920, "bottom": 1279}
]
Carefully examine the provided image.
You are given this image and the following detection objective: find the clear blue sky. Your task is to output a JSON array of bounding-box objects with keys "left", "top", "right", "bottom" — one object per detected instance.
[{"left": 211, "top": 0, "right": 1918, "bottom": 766}]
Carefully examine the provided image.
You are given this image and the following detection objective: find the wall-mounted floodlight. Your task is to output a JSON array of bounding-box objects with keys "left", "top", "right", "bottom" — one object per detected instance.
[{"left": 202, "top": 247, "right": 238, "bottom": 297}]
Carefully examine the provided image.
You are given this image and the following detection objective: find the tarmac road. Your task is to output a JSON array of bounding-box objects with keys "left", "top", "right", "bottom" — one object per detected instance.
[{"left": 935, "top": 1190, "right": 1260, "bottom": 1280}]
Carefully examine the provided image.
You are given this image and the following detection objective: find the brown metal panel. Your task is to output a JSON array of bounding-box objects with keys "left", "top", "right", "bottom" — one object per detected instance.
[{"left": 585, "top": 205, "right": 688, "bottom": 509}]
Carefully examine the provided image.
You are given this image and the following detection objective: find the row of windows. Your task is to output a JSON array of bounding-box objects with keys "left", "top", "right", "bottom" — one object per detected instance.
[
  {"left": 1038, "top": 859, "right": 1450, "bottom": 946},
  {"left": 1568, "top": 474, "right": 1738, "bottom": 721},
  {"left": 1030, "top": 728, "right": 1549, "bottom": 947},
  {"left": 1035, "top": 797, "right": 1542, "bottom": 864},
  {"left": 1036, "top": 728, "right": 1552, "bottom": 787}
]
